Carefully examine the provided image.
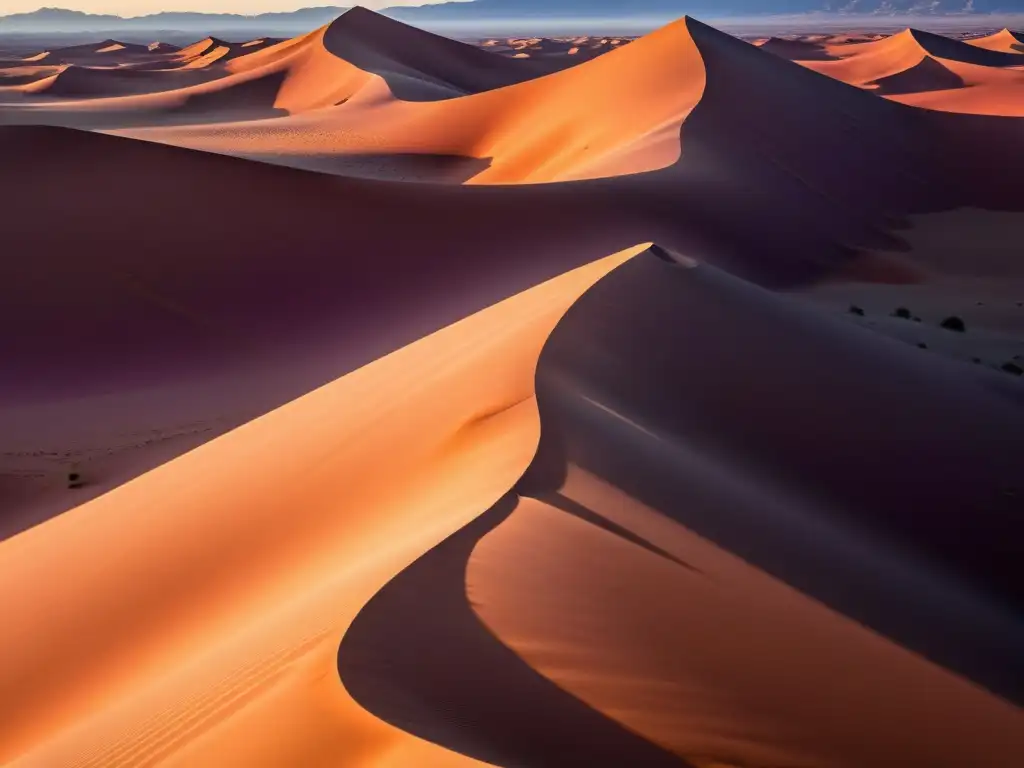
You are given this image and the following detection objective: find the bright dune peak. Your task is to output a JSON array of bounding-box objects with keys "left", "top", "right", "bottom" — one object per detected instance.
[
  {"left": 105, "top": 12, "right": 709, "bottom": 183},
  {"left": 968, "top": 28, "right": 1024, "bottom": 53}
]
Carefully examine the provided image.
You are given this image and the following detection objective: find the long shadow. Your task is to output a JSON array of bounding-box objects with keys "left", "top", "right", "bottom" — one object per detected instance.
[
  {"left": 321, "top": 8, "right": 553, "bottom": 101},
  {"left": 525, "top": 251, "right": 1024, "bottom": 704},
  {"left": 248, "top": 151, "right": 492, "bottom": 184},
  {"left": 537, "top": 491, "right": 702, "bottom": 573},
  {"left": 870, "top": 57, "right": 966, "bottom": 96},
  {"left": 338, "top": 492, "right": 688, "bottom": 767}
]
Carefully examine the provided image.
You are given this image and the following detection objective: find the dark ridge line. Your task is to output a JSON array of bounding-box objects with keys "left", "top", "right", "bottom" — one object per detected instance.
[
  {"left": 338, "top": 492, "right": 688, "bottom": 767},
  {"left": 537, "top": 490, "right": 704, "bottom": 574}
]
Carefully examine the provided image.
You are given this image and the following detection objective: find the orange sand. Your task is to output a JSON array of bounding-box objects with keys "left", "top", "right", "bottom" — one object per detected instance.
[
  {"left": 0, "top": 246, "right": 644, "bottom": 767},
  {"left": 2, "top": 11, "right": 1024, "bottom": 768}
]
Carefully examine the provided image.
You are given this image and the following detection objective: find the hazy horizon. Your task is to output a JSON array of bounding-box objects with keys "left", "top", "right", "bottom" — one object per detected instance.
[{"left": 1, "top": 1, "right": 445, "bottom": 16}]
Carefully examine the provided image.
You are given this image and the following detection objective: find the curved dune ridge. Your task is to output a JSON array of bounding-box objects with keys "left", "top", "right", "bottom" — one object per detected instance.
[
  {"left": 91, "top": 12, "right": 703, "bottom": 183},
  {"left": 107, "top": 14, "right": 705, "bottom": 183},
  {"left": 969, "top": 28, "right": 1024, "bottom": 54},
  {"left": 758, "top": 27, "right": 1024, "bottom": 115},
  {"left": 0, "top": 243, "right": 646, "bottom": 768},
  {"left": 2, "top": 10, "right": 1024, "bottom": 768},
  {"left": 341, "top": 251, "right": 1024, "bottom": 768}
]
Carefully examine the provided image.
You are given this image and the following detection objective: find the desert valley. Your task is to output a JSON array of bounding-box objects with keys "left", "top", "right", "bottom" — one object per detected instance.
[{"left": 1, "top": 6, "right": 1023, "bottom": 767}]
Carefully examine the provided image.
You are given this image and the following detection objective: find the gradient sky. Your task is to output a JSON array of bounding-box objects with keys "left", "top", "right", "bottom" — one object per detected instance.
[{"left": 4, "top": 1, "right": 447, "bottom": 14}]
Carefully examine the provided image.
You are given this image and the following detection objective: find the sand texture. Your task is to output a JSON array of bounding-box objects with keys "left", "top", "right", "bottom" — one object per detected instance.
[{"left": 1, "top": 10, "right": 1023, "bottom": 768}]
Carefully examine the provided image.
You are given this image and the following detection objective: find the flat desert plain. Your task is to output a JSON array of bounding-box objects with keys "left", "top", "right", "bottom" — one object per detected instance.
[{"left": 1, "top": 9, "right": 1023, "bottom": 768}]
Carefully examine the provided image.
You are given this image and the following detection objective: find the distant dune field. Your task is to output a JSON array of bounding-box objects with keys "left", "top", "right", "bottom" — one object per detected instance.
[{"left": 1, "top": 10, "right": 1022, "bottom": 768}]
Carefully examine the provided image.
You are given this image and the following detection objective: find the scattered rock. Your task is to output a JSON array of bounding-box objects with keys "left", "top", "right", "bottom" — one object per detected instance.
[{"left": 940, "top": 316, "right": 966, "bottom": 332}]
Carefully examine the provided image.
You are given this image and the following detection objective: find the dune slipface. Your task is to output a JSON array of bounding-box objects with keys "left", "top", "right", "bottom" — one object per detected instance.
[{"left": 1, "top": 9, "right": 1023, "bottom": 768}]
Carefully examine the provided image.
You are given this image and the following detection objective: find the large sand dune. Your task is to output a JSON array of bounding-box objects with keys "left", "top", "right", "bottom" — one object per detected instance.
[
  {"left": 969, "top": 28, "right": 1024, "bottom": 54},
  {"left": 760, "top": 27, "right": 1024, "bottom": 116},
  {"left": 1, "top": 10, "right": 1023, "bottom": 768}
]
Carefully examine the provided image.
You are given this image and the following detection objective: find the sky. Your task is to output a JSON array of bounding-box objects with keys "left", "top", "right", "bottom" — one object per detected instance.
[{"left": 3, "top": 1, "right": 446, "bottom": 14}]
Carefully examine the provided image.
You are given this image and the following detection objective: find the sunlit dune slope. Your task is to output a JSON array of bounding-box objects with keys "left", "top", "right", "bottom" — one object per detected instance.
[
  {"left": 100, "top": 15, "right": 1024, "bottom": 287},
  {"left": 2, "top": 12, "right": 1024, "bottom": 768},
  {"left": 113, "top": 13, "right": 706, "bottom": 183},
  {"left": 968, "top": 28, "right": 1024, "bottom": 54},
  {"left": 467, "top": 252, "right": 1024, "bottom": 767},
  {"left": 801, "top": 28, "right": 1021, "bottom": 81},
  {"left": 335, "top": 249, "right": 1024, "bottom": 767},
  {"left": 4, "top": 21, "right": 1024, "bottom": 531},
  {"left": 0, "top": 242, "right": 645, "bottom": 767},
  {"left": 0, "top": 8, "right": 553, "bottom": 123},
  {"left": 760, "top": 28, "right": 1024, "bottom": 115},
  {"left": 0, "top": 124, "right": 658, "bottom": 537},
  {"left": 172, "top": 36, "right": 279, "bottom": 68}
]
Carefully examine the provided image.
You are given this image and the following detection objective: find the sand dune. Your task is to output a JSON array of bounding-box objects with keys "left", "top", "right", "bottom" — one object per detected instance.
[
  {"left": 0, "top": 9, "right": 558, "bottom": 128},
  {"left": 484, "top": 35, "right": 632, "bottom": 67},
  {"left": 969, "top": 28, "right": 1024, "bottom": 54},
  {"left": 753, "top": 28, "right": 1024, "bottom": 115},
  {"left": 0, "top": 243, "right": 645, "bottom": 767},
  {"left": 23, "top": 64, "right": 220, "bottom": 97},
  {"left": 465, "top": 251, "right": 1024, "bottom": 766},
  {"left": 172, "top": 36, "right": 279, "bottom": 67},
  {"left": 105, "top": 14, "right": 704, "bottom": 182},
  {"left": 0, "top": 124, "right": 662, "bottom": 535},
  {"left": 339, "top": 249, "right": 1024, "bottom": 767},
  {"left": 2, "top": 11, "right": 1024, "bottom": 768},
  {"left": 22, "top": 39, "right": 155, "bottom": 65}
]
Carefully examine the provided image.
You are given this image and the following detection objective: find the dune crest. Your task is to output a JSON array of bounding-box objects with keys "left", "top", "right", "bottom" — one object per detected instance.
[
  {"left": 0, "top": 244, "right": 645, "bottom": 767},
  {"left": 968, "top": 28, "right": 1024, "bottom": 54},
  {"left": 2, "top": 12, "right": 1024, "bottom": 768},
  {"left": 463, "top": 252, "right": 1024, "bottom": 766},
  {"left": 108, "top": 14, "right": 706, "bottom": 183}
]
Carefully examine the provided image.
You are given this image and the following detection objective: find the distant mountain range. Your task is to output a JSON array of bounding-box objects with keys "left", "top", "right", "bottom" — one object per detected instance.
[{"left": 0, "top": 3, "right": 1019, "bottom": 35}]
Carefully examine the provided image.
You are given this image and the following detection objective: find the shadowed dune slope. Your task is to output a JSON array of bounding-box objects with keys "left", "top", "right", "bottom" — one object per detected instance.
[
  {"left": 109, "top": 13, "right": 706, "bottom": 183},
  {"left": 0, "top": 10, "right": 553, "bottom": 124},
  {"left": 22, "top": 39, "right": 153, "bottom": 65},
  {"left": 5, "top": 20, "right": 1024, "bottom": 526},
  {"left": 315, "top": 6, "right": 556, "bottom": 99},
  {"left": 492, "top": 253, "right": 1024, "bottom": 764},
  {"left": 340, "top": 248, "right": 1024, "bottom": 767},
  {"left": 24, "top": 65, "right": 219, "bottom": 97},
  {"left": 755, "top": 36, "right": 838, "bottom": 60},
  {"left": 339, "top": 492, "right": 685, "bottom": 767},
  {"left": 637, "top": 18, "right": 1024, "bottom": 284},
  {"left": 0, "top": 125, "right": 667, "bottom": 536},
  {"left": 518, "top": 250, "right": 1024, "bottom": 676}
]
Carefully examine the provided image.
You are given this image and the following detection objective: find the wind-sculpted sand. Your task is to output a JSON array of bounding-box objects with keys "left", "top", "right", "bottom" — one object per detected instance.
[
  {"left": 760, "top": 27, "right": 1024, "bottom": 115},
  {"left": 1, "top": 9, "right": 1023, "bottom": 768}
]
